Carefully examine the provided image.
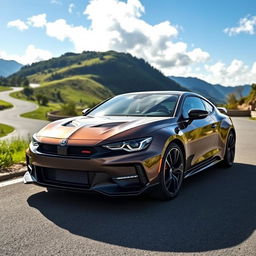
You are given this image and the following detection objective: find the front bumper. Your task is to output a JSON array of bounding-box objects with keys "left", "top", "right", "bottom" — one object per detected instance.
[{"left": 24, "top": 148, "right": 162, "bottom": 196}]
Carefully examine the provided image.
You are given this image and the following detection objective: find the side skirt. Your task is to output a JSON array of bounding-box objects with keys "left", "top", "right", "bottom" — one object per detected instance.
[{"left": 184, "top": 157, "right": 222, "bottom": 179}]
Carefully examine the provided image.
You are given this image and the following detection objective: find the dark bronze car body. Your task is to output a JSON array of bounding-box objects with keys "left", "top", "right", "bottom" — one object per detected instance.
[{"left": 24, "top": 91, "right": 236, "bottom": 199}]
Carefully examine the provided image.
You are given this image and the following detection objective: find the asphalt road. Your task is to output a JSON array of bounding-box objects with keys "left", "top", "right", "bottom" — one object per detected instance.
[
  {"left": 0, "top": 88, "right": 48, "bottom": 140},
  {"left": 0, "top": 117, "right": 255, "bottom": 256}
]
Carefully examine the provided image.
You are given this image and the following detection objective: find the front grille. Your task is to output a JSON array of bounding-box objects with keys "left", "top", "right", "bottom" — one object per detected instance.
[
  {"left": 39, "top": 144, "right": 57, "bottom": 154},
  {"left": 38, "top": 167, "right": 89, "bottom": 187},
  {"left": 38, "top": 143, "right": 96, "bottom": 157}
]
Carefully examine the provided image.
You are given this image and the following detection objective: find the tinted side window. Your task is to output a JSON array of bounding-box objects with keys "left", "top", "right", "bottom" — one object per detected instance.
[
  {"left": 202, "top": 100, "right": 214, "bottom": 113},
  {"left": 182, "top": 96, "right": 205, "bottom": 118}
]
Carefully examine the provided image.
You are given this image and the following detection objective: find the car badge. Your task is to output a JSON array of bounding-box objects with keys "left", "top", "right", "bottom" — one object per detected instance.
[{"left": 60, "top": 139, "right": 68, "bottom": 146}]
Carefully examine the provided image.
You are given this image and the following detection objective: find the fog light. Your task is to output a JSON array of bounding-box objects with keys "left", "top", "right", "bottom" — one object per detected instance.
[
  {"left": 115, "top": 175, "right": 138, "bottom": 180},
  {"left": 113, "top": 174, "right": 140, "bottom": 188}
]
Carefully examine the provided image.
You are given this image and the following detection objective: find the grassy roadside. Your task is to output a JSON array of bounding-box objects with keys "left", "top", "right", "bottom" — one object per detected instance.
[
  {"left": 0, "top": 138, "right": 29, "bottom": 168},
  {"left": 0, "top": 123, "right": 15, "bottom": 138},
  {"left": 20, "top": 103, "right": 60, "bottom": 120},
  {"left": 0, "top": 86, "right": 12, "bottom": 92},
  {"left": 11, "top": 89, "right": 61, "bottom": 120},
  {"left": 249, "top": 117, "right": 256, "bottom": 120},
  {"left": 0, "top": 99, "right": 13, "bottom": 110}
]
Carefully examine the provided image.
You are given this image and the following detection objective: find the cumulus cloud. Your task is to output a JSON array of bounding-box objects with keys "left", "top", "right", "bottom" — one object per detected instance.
[
  {"left": 224, "top": 15, "right": 256, "bottom": 36},
  {"left": 9, "top": 0, "right": 255, "bottom": 86},
  {"left": 7, "top": 0, "right": 209, "bottom": 74},
  {"left": 7, "top": 19, "right": 28, "bottom": 31},
  {"left": 196, "top": 59, "right": 256, "bottom": 86},
  {"left": 28, "top": 14, "right": 47, "bottom": 28},
  {"left": 0, "top": 45, "right": 53, "bottom": 65},
  {"left": 68, "top": 3, "right": 75, "bottom": 14}
]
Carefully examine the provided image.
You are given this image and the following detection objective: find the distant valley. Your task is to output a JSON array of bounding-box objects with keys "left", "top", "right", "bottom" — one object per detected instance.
[{"left": 170, "top": 76, "right": 251, "bottom": 104}]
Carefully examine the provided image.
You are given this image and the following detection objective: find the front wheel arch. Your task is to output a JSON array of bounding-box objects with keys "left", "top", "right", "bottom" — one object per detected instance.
[{"left": 168, "top": 139, "right": 186, "bottom": 170}]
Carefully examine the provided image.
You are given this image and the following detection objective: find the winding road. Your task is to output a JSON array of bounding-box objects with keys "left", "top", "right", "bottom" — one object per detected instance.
[
  {"left": 0, "top": 87, "right": 48, "bottom": 140},
  {"left": 0, "top": 117, "right": 255, "bottom": 256}
]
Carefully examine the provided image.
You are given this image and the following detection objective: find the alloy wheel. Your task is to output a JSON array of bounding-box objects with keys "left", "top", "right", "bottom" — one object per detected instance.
[
  {"left": 163, "top": 146, "right": 184, "bottom": 196},
  {"left": 226, "top": 133, "right": 235, "bottom": 165}
]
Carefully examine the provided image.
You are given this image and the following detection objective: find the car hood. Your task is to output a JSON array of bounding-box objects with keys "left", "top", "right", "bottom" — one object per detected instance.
[{"left": 37, "top": 115, "right": 172, "bottom": 145}]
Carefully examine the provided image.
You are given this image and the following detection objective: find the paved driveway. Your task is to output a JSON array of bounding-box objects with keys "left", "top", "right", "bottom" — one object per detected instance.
[{"left": 0, "top": 87, "right": 48, "bottom": 140}]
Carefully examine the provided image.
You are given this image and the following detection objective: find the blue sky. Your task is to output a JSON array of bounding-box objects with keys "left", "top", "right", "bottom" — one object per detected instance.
[{"left": 0, "top": 0, "right": 256, "bottom": 86}]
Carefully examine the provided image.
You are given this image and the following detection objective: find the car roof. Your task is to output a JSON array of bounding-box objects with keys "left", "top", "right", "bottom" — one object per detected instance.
[
  {"left": 118, "top": 91, "right": 187, "bottom": 96},
  {"left": 117, "top": 91, "right": 205, "bottom": 97},
  {"left": 116, "top": 91, "right": 215, "bottom": 105}
]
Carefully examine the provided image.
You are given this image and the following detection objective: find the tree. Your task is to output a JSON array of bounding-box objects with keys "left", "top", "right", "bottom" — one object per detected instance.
[
  {"left": 227, "top": 93, "right": 238, "bottom": 109},
  {"left": 23, "top": 87, "right": 33, "bottom": 98},
  {"left": 36, "top": 94, "right": 49, "bottom": 106},
  {"left": 22, "top": 78, "right": 29, "bottom": 87}
]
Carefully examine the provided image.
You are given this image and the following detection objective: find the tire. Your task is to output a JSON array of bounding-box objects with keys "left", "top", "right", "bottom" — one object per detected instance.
[
  {"left": 221, "top": 131, "right": 236, "bottom": 168},
  {"left": 151, "top": 142, "right": 185, "bottom": 200}
]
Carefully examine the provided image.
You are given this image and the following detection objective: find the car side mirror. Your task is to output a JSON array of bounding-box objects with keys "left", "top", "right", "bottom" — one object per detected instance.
[
  {"left": 188, "top": 109, "right": 209, "bottom": 119},
  {"left": 217, "top": 107, "right": 228, "bottom": 114},
  {"left": 82, "top": 108, "right": 90, "bottom": 115}
]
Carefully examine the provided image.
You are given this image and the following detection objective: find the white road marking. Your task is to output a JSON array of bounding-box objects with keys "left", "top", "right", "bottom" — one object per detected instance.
[{"left": 0, "top": 178, "right": 23, "bottom": 188}]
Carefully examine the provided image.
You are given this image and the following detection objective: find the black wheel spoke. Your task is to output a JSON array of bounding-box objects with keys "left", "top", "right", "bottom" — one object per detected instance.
[
  {"left": 163, "top": 147, "right": 184, "bottom": 195},
  {"left": 225, "top": 133, "right": 235, "bottom": 165}
]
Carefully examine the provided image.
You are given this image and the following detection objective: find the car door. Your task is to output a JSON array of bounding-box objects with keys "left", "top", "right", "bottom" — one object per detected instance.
[{"left": 180, "top": 96, "right": 219, "bottom": 170}]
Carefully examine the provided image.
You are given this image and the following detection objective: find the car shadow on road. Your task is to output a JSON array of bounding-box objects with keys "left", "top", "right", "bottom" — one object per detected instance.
[{"left": 27, "top": 162, "right": 256, "bottom": 253}]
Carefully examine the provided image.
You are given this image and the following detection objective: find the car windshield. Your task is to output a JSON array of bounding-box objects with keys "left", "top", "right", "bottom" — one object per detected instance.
[{"left": 88, "top": 93, "right": 179, "bottom": 117}]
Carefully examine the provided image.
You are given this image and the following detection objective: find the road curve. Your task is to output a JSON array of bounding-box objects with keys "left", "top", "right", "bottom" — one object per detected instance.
[
  {"left": 0, "top": 87, "right": 49, "bottom": 140},
  {"left": 0, "top": 117, "right": 256, "bottom": 256}
]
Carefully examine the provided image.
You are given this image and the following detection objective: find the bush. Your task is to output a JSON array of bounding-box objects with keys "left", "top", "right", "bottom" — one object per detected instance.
[
  {"left": 0, "top": 138, "right": 29, "bottom": 168},
  {"left": 60, "top": 102, "right": 77, "bottom": 116}
]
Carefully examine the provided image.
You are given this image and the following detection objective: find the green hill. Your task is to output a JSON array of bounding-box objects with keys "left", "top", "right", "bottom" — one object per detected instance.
[{"left": 10, "top": 51, "right": 184, "bottom": 106}]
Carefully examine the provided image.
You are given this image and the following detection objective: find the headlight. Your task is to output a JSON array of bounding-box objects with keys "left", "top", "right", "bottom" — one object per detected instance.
[
  {"left": 103, "top": 137, "right": 152, "bottom": 152},
  {"left": 31, "top": 134, "right": 39, "bottom": 147}
]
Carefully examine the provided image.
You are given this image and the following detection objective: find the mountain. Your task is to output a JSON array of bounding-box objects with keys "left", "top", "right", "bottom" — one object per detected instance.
[
  {"left": 10, "top": 51, "right": 185, "bottom": 105},
  {"left": 0, "top": 59, "right": 22, "bottom": 77},
  {"left": 170, "top": 76, "right": 251, "bottom": 104}
]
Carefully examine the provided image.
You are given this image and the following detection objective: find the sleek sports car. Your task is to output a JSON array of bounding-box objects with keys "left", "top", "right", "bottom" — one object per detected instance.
[{"left": 24, "top": 91, "right": 236, "bottom": 200}]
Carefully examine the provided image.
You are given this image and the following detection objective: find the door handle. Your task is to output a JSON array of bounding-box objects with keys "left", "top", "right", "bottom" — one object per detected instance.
[{"left": 211, "top": 123, "right": 217, "bottom": 129}]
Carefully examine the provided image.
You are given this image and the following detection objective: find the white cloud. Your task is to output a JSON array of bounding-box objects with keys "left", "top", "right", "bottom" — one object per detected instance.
[
  {"left": 50, "top": 0, "right": 62, "bottom": 5},
  {"left": 224, "top": 15, "right": 256, "bottom": 36},
  {"left": 0, "top": 45, "right": 53, "bottom": 65},
  {"left": 7, "top": 19, "right": 28, "bottom": 31},
  {"left": 6, "top": 0, "right": 210, "bottom": 74},
  {"left": 197, "top": 59, "right": 256, "bottom": 86},
  {"left": 68, "top": 3, "right": 75, "bottom": 14},
  {"left": 7, "top": 0, "right": 255, "bottom": 86},
  {"left": 28, "top": 14, "right": 47, "bottom": 28},
  {"left": 29, "top": 0, "right": 208, "bottom": 75}
]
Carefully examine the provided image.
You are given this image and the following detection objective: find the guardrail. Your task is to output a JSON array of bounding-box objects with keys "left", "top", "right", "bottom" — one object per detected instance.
[
  {"left": 227, "top": 110, "right": 251, "bottom": 117},
  {"left": 47, "top": 111, "right": 70, "bottom": 121}
]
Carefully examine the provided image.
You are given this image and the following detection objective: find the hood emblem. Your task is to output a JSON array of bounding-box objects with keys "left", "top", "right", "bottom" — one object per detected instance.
[{"left": 60, "top": 139, "right": 68, "bottom": 146}]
